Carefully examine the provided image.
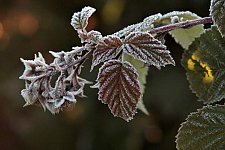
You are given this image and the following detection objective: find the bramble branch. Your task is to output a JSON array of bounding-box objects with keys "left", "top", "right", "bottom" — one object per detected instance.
[{"left": 149, "top": 17, "right": 213, "bottom": 34}]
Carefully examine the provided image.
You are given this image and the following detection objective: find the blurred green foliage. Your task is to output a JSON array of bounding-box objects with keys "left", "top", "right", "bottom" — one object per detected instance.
[{"left": 0, "top": 0, "right": 210, "bottom": 150}]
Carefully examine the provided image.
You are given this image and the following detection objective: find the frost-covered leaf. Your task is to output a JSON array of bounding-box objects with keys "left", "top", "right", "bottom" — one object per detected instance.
[
  {"left": 113, "top": 13, "right": 162, "bottom": 38},
  {"left": 91, "top": 35, "right": 123, "bottom": 70},
  {"left": 19, "top": 53, "right": 48, "bottom": 81},
  {"left": 160, "top": 11, "right": 204, "bottom": 49},
  {"left": 123, "top": 32, "right": 175, "bottom": 69},
  {"left": 176, "top": 104, "right": 225, "bottom": 150},
  {"left": 124, "top": 54, "right": 149, "bottom": 115},
  {"left": 21, "top": 89, "right": 38, "bottom": 106},
  {"left": 85, "top": 30, "right": 103, "bottom": 43},
  {"left": 210, "top": 0, "right": 225, "bottom": 37},
  {"left": 181, "top": 26, "right": 225, "bottom": 104},
  {"left": 94, "top": 60, "right": 141, "bottom": 122},
  {"left": 71, "top": 6, "right": 96, "bottom": 30}
]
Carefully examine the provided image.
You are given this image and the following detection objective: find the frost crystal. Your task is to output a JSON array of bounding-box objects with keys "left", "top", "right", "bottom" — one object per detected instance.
[
  {"left": 20, "top": 51, "right": 91, "bottom": 114},
  {"left": 71, "top": 6, "right": 96, "bottom": 31},
  {"left": 94, "top": 60, "right": 141, "bottom": 122},
  {"left": 91, "top": 35, "right": 123, "bottom": 70},
  {"left": 113, "top": 13, "right": 162, "bottom": 38},
  {"left": 19, "top": 52, "right": 48, "bottom": 81},
  {"left": 123, "top": 32, "right": 175, "bottom": 69}
]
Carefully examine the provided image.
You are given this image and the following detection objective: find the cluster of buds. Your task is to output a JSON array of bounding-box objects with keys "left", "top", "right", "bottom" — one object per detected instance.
[{"left": 20, "top": 47, "right": 92, "bottom": 114}]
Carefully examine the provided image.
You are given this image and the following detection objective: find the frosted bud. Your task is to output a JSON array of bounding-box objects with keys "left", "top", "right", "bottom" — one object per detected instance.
[
  {"left": 21, "top": 89, "right": 38, "bottom": 106},
  {"left": 171, "top": 16, "right": 179, "bottom": 24}
]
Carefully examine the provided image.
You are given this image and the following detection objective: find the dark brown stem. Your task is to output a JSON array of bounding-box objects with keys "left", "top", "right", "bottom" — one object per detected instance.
[
  {"left": 64, "top": 49, "right": 94, "bottom": 71},
  {"left": 149, "top": 17, "right": 212, "bottom": 34}
]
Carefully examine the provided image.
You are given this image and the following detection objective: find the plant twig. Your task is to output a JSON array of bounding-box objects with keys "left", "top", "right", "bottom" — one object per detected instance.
[
  {"left": 149, "top": 17, "right": 212, "bottom": 34},
  {"left": 64, "top": 49, "right": 94, "bottom": 71}
]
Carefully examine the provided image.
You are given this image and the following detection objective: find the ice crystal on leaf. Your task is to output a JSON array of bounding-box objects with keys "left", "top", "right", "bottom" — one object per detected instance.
[
  {"left": 93, "top": 60, "right": 141, "bottom": 122},
  {"left": 113, "top": 13, "right": 162, "bottom": 38},
  {"left": 123, "top": 32, "right": 175, "bottom": 69},
  {"left": 85, "top": 30, "right": 103, "bottom": 44},
  {"left": 19, "top": 52, "right": 48, "bottom": 81},
  {"left": 20, "top": 51, "right": 91, "bottom": 114},
  {"left": 124, "top": 54, "right": 149, "bottom": 115},
  {"left": 91, "top": 35, "right": 123, "bottom": 70},
  {"left": 70, "top": 6, "right": 96, "bottom": 31},
  {"left": 20, "top": 5, "right": 215, "bottom": 123},
  {"left": 160, "top": 11, "right": 204, "bottom": 49}
]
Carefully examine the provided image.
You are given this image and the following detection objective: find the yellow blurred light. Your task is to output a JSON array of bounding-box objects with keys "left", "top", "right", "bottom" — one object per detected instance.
[
  {"left": 187, "top": 58, "right": 195, "bottom": 71},
  {"left": 189, "top": 52, "right": 214, "bottom": 84},
  {"left": 102, "top": 0, "right": 126, "bottom": 25},
  {"left": 19, "top": 14, "right": 39, "bottom": 36}
]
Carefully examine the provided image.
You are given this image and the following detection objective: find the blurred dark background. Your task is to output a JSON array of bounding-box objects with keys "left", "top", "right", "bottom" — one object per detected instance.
[{"left": 0, "top": 0, "right": 211, "bottom": 150}]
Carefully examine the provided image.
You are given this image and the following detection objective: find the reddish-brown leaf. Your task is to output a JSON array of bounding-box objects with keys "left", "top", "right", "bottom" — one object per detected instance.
[
  {"left": 123, "top": 32, "right": 175, "bottom": 69},
  {"left": 91, "top": 36, "right": 123, "bottom": 70},
  {"left": 94, "top": 60, "right": 141, "bottom": 121}
]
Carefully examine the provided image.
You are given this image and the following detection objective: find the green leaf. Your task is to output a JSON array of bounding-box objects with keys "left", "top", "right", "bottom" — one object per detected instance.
[
  {"left": 210, "top": 0, "right": 225, "bottom": 37},
  {"left": 160, "top": 11, "right": 204, "bottom": 49},
  {"left": 181, "top": 26, "right": 225, "bottom": 104},
  {"left": 176, "top": 104, "right": 225, "bottom": 150},
  {"left": 124, "top": 54, "right": 149, "bottom": 115}
]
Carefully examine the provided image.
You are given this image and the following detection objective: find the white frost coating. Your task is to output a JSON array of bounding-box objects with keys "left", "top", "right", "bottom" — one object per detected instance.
[
  {"left": 91, "top": 35, "right": 123, "bottom": 71},
  {"left": 161, "top": 11, "right": 201, "bottom": 21},
  {"left": 69, "top": 46, "right": 83, "bottom": 56},
  {"left": 19, "top": 54, "right": 49, "bottom": 81},
  {"left": 71, "top": 6, "right": 96, "bottom": 30},
  {"left": 124, "top": 54, "right": 149, "bottom": 115},
  {"left": 49, "top": 51, "right": 65, "bottom": 58},
  {"left": 113, "top": 13, "right": 162, "bottom": 38},
  {"left": 55, "top": 99, "right": 65, "bottom": 108},
  {"left": 34, "top": 52, "right": 46, "bottom": 63},
  {"left": 122, "top": 32, "right": 174, "bottom": 69},
  {"left": 171, "top": 16, "right": 179, "bottom": 24},
  {"left": 95, "top": 60, "right": 141, "bottom": 121},
  {"left": 160, "top": 11, "right": 204, "bottom": 49},
  {"left": 85, "top": 30, "right": 103, "bottom": 43}
]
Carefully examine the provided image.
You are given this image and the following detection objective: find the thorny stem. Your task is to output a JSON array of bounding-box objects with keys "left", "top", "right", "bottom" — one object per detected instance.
[{"left": 149, "top": 17, "right": 213, "bottom": 34}]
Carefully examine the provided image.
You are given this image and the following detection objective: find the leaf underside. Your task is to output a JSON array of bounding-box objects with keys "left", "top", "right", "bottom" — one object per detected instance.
[
  {"left": 113, "top": 13, "right": 162, "bottom": 38},
  {"left": 181, "top": 26, "right": 225, "bottom": 104},
  {"left": 176, "top": 104, "right": 225, "bottom": 150},
  {"left": 95, "top": 60, "right": 141, "bottom": 122},
  {"left": 71, "top": 6, "right": 96, "bottom": 30},
  {"left": 160, "top": 11, "right": 204, "bottom": 49},
  {"left": 210, "top": 0, "right": 225, "bottom": 37}
]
